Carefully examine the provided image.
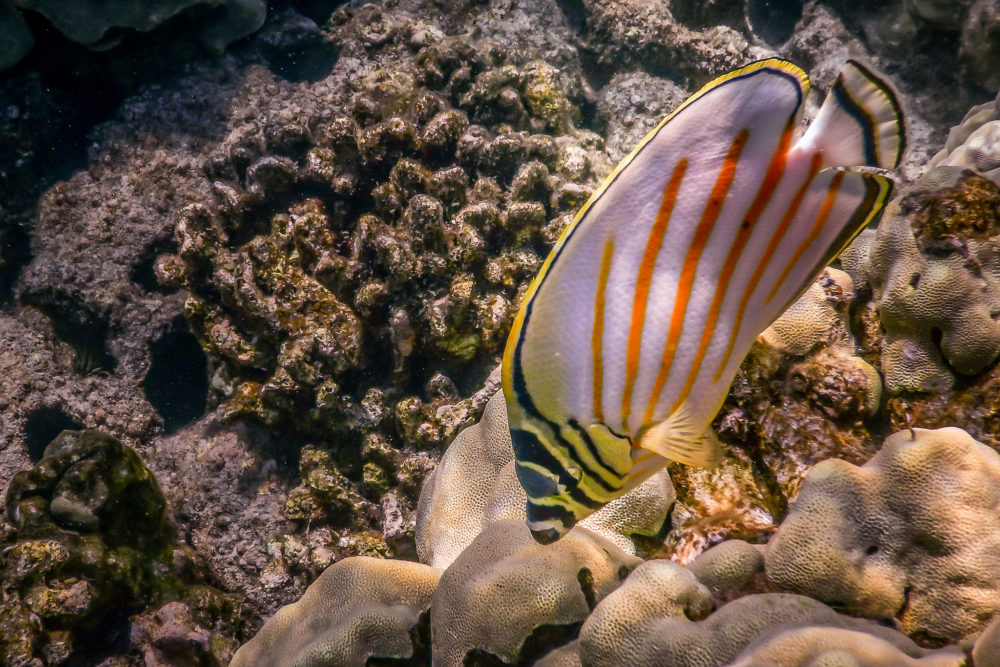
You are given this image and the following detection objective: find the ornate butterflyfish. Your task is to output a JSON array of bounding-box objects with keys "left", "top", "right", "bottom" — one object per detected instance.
[{"left": 501, "top": 58, "right": 905, "bottom": 544}]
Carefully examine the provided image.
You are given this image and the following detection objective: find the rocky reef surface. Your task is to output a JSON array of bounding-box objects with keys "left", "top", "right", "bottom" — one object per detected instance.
[{"left": 3, "top": 0, "right": 1000, "bottom": 664}]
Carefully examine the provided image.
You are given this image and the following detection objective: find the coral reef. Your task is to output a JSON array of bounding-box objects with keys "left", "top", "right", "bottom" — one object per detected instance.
[
  {"left": 230, "top": 556, "right": 440, "bottom": 666},
  {"left": 579, "top": 590, "right": 930, "bottom": 667},
  {"left": 765, "top": 427, "right": 1000, "bottom": 645},
  {"left": 6, "top": 0, "right": 1000, "bottom": 662},
  {"left": 665, "top": 268, "right": 883, "bottom": 561},
  {"left": 850, "top": 169, "right": 1000, "bottom": 394},
  {"left": 1, "top": 429, "right": 242, "bottom": 664}
]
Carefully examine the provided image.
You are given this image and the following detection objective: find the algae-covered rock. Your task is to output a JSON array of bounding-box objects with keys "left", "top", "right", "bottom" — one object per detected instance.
[
  {"left": 765, "top": 427, "right": 1000, "bottom": 645},
  {"left": 230, "top": 556, "right": 440, "bottom": 667},
  {"left": 162, "top": 32, "right": 610, "bottom": 458},
  {"left": 1, "top": 429, "right": 242, "bottom": 664},
  {"left": 430, "top": 519, "right": 640, "bottom": 666},
  {"left": 415, "top": 385, "right": 675, "bottom": 569}
]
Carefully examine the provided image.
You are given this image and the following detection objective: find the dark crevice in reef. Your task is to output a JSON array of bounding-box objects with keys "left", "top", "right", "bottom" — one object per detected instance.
[
  {"left": 366, "top": 610, "right": 431, "bottom": 666},
  {"left": 462, "top": 621, "right": 583, "bottom": 667},
  {"left": 23, "top": 407, "right": 84, "bottom": 462},
  {"left": 144, "top": 316, "right": 209, "bottom": 434},
  {"left": 554, "top": 0, "right": 587, "bottom": 34},
  {"left": 30, "top": 299, "right": 118, "bottom": 376}
]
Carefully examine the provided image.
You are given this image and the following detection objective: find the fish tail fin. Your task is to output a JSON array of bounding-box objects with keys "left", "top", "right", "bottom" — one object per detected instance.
[
  {"left": 800, "top": 59, "right": 905, "bottom": 169},
  {"left": 637, "top": 402, "right": 723, "bottom": 468}
]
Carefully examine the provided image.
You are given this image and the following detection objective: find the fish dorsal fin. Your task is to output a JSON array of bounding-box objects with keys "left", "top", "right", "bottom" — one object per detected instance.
[
  {"left": 637, "top": 402, "right": 722, "bottom": 468},
  {"left": 799, "top": 59, "right": 905, "bottom": 169}
]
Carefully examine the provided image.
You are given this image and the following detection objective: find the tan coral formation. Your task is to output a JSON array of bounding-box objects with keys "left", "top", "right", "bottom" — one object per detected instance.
[
  {"left": 579, "top": 589, "right": 926, "bottom": 667},
  {"left": 765, "top": 427, "right": 1000, "bottom": 645},
  {"left": 429, "top": 519, "right": 640, "bottom": 666},
  {"left": 846, "top": 88, "right": 1000, "bottom": 394},
  {"left": 727, "top": 627, "right": 965, "bottom": 667},
  {"left": 229, "top": 556, "right": 440, "bottom": 667},
  {"left": 415, "top": 385, "right": 675, "bottom": 569}
]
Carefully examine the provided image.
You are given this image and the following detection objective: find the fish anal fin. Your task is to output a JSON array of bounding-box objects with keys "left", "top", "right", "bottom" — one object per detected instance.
[
  {"left": 798, "top": 60, "right": 905, "bottom": 169},
  {"left": 638, "top": 404, "right": 722, "bottom": 468}
]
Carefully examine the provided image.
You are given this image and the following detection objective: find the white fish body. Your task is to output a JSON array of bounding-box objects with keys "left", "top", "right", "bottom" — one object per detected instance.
[{"left": 501, "top": 58, "right": 905, "bottom": 544}]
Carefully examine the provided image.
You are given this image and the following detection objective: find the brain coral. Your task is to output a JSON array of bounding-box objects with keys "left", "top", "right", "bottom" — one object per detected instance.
[
  {"left": 765, "top": 427, "right": 1000, "bottom": 645},
  {"left": 429, "top": 519, "right": 640, "bottom": 666},
  {"left": 579, "top": 588, "right": 925, "bottom": 667},
  {"left": 415, "top": 385, "right": 674, "bottom": 568},
  {"left": 229, "top": 556, "right": 440, "bottom": 667},
  {"left": 727, "top": 627, "right": 964, "bottom": 667}
]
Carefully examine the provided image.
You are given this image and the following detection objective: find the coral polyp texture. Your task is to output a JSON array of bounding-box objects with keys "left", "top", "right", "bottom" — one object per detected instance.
[
  {"left": 161, "top": 37, "right": 609, "bottom": 454},
  {"left": 429, "top": 519, "right": 640, "bottom": 666},
  {"left": 764, "top": 427, "right": 1000, "bottom": 645},
  {"left": 229, "top": 556, "right": 440, "bottom": 667}
]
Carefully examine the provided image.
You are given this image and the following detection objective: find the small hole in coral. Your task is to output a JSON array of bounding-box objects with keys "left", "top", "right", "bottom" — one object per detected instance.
[
  {"left": 865, "top": 545, "right": 879, "bottom": 556},
  {"left": 909, "top": 272, "right": 920, "bottom": 289},
  {"left": 23, "top": 407, "right": 84, "bottom": 463}
]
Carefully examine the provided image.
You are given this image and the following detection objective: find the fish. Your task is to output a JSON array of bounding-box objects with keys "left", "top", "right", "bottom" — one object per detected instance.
[{"left": 500, "top": 58, "right": 905, "bottom": 545}]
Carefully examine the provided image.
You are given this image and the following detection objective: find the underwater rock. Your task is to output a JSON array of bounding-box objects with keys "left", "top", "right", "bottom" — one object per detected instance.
[
  {"left": 230, "top": 556, "right": 439, "bottom": 667},
  {"left": 0, "top": 429, "right": 242, "bottom": 664},
  {"left": 765, "top": 427, "right": 1000, "bottom": 645},
  {"left": 430, "top": 519, "right": 639, "bottom": 666},
  {"left": 415, "top": 386, "right": 675, "bottom": 569}
]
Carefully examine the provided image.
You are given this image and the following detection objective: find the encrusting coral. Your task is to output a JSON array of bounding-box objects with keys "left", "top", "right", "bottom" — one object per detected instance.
[
  {"left": 229, "top": 556, "right": 440, "bottom": 667},
  {"left": 765, "top": 427, "right": 1000, "bottom": 645},
  {"left": 578, "top": 587, "right": 930, "bottom": 666}
]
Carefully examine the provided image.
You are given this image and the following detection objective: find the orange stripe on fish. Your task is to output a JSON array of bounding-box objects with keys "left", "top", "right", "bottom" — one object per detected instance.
[
  {"left": 621, "top": 159, "right": 688, "bottom": 430},
  {"left": 592, "top": 239, "right": 616, "bottom": 423},
  {"left": 712, "top": 151, "right": 824, "bottom": 382},
  {"left": 675, "top": 121, "right": 795, "bottom": 409},
  {"left": 645, "top": 129, "right": 749, "bottom": 424},
  {"left": 765, "top": 170, "right": 846, "bottom": 305}
]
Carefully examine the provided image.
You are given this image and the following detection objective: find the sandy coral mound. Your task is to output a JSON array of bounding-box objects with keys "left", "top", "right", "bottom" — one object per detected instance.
[
  {"left": 765, "top": 426, "right": 1000, "bottom": 645},
  {"left": 230, "top": 556, "right": 440, "bottom": 667}
]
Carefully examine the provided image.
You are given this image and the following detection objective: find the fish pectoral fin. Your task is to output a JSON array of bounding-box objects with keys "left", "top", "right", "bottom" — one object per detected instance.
[
  {"left": 798, "top": 59, "right": 904, "bottom": 169},
  {"left": 638, "top": 405, "right": 723, "bottom": 468}
]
